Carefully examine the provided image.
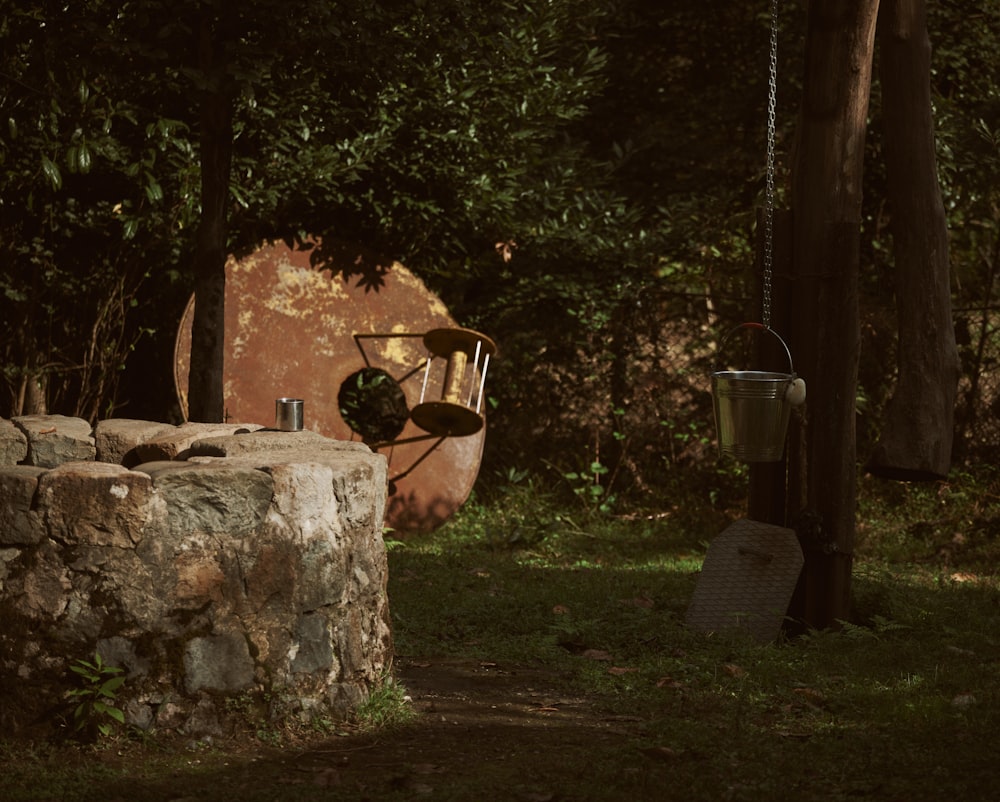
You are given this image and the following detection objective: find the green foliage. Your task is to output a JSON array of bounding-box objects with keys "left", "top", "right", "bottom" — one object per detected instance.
[
  {"left": 1, "top": 0, "right": 644, "bottom": 422},
  {"left": 352, "top": 674, "right": 416, "bottom": 732},
  {"left": 0, "top": 2, "right": 189, "bottom": 418},
  {"left": 3, "top": 0, "right": 999, "bottom": 485},
  {"left": 856, "top": 466, "right": 1000, "bottom": 569},
  {"left": 65, "top": 653, "right": 126, "bottom": 739}
]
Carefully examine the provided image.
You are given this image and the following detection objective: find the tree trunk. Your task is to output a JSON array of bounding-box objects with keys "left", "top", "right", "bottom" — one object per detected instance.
[
  {"left": 786, "top": 1, "right": 880, "bottom": 631},
  {"left": 187, "top": 17, "right": 233, "bottom": 423},
  {"left": 867, "top": 0, "right": 960, "bottom": 480}
]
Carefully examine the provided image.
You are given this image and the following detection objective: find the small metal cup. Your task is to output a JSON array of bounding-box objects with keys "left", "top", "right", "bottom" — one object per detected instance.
[{"left": 275, "top": 398, "right": 304, "bottom": 431}]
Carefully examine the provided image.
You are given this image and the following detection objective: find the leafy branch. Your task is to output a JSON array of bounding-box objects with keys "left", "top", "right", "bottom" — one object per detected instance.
[{"left": 66, "top": 653, "right": 126, "bottom": 738}]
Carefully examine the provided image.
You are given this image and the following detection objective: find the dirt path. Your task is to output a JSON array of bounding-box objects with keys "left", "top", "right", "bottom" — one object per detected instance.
[
  {"left": 72, "top": 656, "right": 667, "bottom": 802},
  {"left": 279, "top": 656, "right": 657, "bottom": 800}
]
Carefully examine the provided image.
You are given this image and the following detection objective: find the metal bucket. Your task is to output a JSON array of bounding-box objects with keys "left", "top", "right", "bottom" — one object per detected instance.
[{"left": 711, "top": 324, "right": 795, "bottom": 462}]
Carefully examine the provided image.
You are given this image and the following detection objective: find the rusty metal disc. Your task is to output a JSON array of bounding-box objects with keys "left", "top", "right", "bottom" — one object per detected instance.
[{"left": 173, "top": 238, "right": 487, "bottom": 532}]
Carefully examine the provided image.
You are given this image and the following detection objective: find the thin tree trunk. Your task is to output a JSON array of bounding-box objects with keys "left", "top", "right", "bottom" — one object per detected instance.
[
  {"left": 786, "top": 1, "right": 880, "bottom": 631},
  {"left": 187, "top": 17, "right": 233, "bottom": 423},
  {"left": 868, "top": 0, "right": 960, "bottom": 480}
]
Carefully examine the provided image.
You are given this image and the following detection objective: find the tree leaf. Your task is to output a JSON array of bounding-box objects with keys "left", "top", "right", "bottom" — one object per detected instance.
[{"left": 41, "top": 156, "right": 62, "bottom": 190}]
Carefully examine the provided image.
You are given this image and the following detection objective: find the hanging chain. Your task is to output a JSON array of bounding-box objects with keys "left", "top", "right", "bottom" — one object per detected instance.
[{"left": 762, "top": 0, "right": 778, "bottom": 330}]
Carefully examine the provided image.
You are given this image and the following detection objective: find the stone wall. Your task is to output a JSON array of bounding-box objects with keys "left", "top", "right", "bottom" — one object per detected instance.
[{"left": 0, "top": 415, "right": 392, "bottom": 739}]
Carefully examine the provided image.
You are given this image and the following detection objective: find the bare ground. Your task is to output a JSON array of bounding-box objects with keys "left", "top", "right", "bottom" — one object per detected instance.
[
  {"left": 5, "top": 653, "right": 685, "bottom": 802},
  {"left": 274, "top": 656, "right": 655, "bottom": 801},
  {"left": 82, "top": 655, "right": 665, "bottom": 802}
]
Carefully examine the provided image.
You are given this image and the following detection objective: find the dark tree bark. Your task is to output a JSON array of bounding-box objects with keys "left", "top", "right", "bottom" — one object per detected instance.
[
  {"left": 785, "top": 1, "right": 881, "bottom": 630},
  {"left": 868, "top": 0, "right": 960, "bottom": 480},
  {"left": 187, "top": 16, "right": 234, "bottom": 423}
]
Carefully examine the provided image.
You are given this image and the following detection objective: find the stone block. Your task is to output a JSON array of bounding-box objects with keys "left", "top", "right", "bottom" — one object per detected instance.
[
  {"left": 208, "top": 447, "right": 388, "bottom": 536},
  {"left": 0, "top": 466, "right": 46, "bottom": 545},
  {"left": 183, "top": 633, "right": 255, "bottom": 693},
  {"left": 12, "top": 414, "right": 95, "bottom": 467},
  {"left": 37, "top": 461, "right": 156, "bottom": 548},
  {"left": 187, "top": 428, "right": 368, "bottom": 457},
  {"left": 94, "top": 419, "right": 177, "bottom": 466},
  {"left": 134, "top": 460, "right": 273, "bottom": 538},
  {"left": 132, "top": 421, "right": 264, "bottom": 462},
  {"left": 0, "top": 422, "right": 392, "bottom": 738},
  {"left": 0, "top": 419, "right": 28, "bottom": 465}
]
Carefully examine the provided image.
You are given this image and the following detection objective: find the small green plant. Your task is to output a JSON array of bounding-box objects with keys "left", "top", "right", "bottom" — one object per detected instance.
[
  {"left": 474, "top": 467, "right": 558, "bottom": 549},
  {"left": 353, "top": 674, "right": 415, "bottom": 731},
  {"left": 66, "top": 653, "right": 126, "bottom": 738}
]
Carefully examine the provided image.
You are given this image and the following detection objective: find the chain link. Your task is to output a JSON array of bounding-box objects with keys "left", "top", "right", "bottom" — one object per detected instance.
[{"left": 762, "top": 0, "right": 778, "bottom": 330}]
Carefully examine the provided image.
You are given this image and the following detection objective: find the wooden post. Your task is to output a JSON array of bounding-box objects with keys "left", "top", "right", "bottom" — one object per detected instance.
[{"left": 784, "top": 2, "right": 881, "bottom": 631}]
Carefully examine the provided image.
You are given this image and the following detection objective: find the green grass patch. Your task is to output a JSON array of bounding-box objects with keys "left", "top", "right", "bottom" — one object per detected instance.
[{"left": 385, "top": 465, "right": 1000, "bottom": 799}]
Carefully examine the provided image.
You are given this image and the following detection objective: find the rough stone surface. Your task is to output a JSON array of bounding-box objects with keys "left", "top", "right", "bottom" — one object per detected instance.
[
  {"left": 133, "top": 460, "right": 273, "bottom": 539},
  {"left": 12, "top": 414, "right": 96, "bottom": 467},
  {"left": 38, "top": 461, "right": 156, "bottom": 549},
  {"left": 0, "top": 415, "right": 392, "bottom": 739},
  {"left": 0, "top": 418, "right": 28, "bottom": 465},
  {"left": 0, "top": 466, "right": 46, "bottom": 545},
  {"left": 94, "top": 419, "right": 177, "bottom": 466},
  {"left": 186, "top": 428, "right": 372, "bottom": 458},
  {"left": 132, "top": 421, "right": 265, "bottom": 462}
]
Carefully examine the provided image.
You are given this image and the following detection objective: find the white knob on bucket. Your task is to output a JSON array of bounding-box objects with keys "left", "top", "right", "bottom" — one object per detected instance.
[{"left": 785, "top": 377, "right": 807, "bottom": 406}]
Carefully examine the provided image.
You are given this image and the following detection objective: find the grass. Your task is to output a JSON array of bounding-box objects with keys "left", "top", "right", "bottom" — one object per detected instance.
[
  {"left": 386, "top": 466, "right": 1000, "bottom": 799},
  {"left": 3, "top": 464, "right": 999, "bottom": 800}
]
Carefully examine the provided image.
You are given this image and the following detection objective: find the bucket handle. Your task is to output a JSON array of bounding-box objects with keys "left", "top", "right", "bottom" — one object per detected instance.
[{"left": 713, "top": 322, "right": 794, "bottom": 374}]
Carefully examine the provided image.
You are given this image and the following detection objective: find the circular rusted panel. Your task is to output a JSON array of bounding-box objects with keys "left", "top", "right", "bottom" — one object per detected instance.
[{"left": 173, "top": 239, "right": 487, "bottom": 532}]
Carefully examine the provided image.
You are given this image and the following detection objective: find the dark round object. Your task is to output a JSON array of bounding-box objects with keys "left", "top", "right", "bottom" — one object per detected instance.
[{"left": 338, "top": 367, "right": 409, "bottom": 444}]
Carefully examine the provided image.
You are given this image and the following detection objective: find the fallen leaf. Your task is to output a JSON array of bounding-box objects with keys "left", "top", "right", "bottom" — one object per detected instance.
[
  {"left": 312, "top": 768, "right": 341, "bottom": 787},
  {"left": 777, "top": 730, "right": 812, "bottom": 740},
  {"left": 608, "top": 666, "right": 639, "bottom": 676},
  {"left": 639, "top": 745, "right": 678, "bottom": 762},
  {"left": 952, "top": 693, "right": 977, "bottom": 708},
  {"left": 722, "top": 663, "right": 746, "bottom": 678},
  {"left": 620, "top": 596, "right": 654, "bottom": 609},
  {"left": 411, "top": 763, "right": 444, "bottom": 775},
  {"left": 581, "top": 649, "right": 613, "bottom": 662},
  {"left": 552, "top": 604, "right": 570, "bottom": 615},
  {"left": 792, "top": 687, "right": 827, "bottom": 708},
  {"left": 656, "top": 676, "right": 684, "bottom": 689}
]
